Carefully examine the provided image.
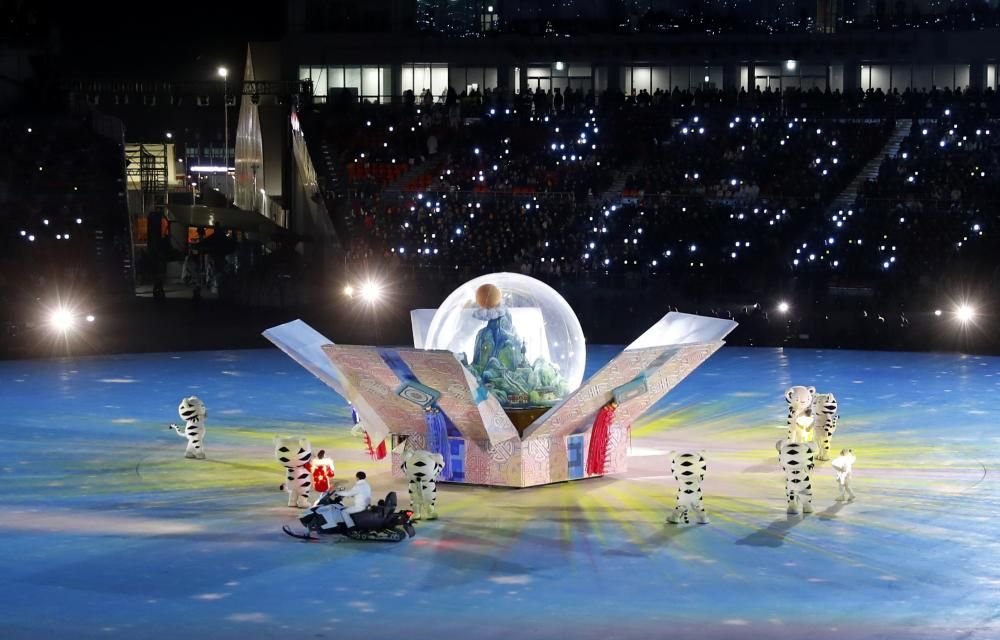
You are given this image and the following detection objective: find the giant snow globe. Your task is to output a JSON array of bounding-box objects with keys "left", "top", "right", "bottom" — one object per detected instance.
[{"left": 424, "top": 273, "right": 586, "bottom": 424}]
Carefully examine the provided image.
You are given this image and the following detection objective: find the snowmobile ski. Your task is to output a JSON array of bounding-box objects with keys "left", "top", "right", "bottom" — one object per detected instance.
[{"left": 283, "top": 525, "right": 319, "bottom": 541}]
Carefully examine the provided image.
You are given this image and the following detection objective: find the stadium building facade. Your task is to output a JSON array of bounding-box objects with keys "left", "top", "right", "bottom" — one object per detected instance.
[{"left": 283, "top": 1, "right": 1000, "bottom": 102}]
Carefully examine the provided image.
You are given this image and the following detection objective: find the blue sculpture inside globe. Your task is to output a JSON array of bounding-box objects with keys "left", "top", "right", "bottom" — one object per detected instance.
[
  {"left": 424, "top": 273, "right": 587, "bottom": 409},
  {"left": 468, "top": 299, "right": 568, "bottom": 407}
]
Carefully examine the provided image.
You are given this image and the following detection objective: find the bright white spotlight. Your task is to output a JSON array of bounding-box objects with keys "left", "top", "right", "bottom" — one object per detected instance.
[
  {"left": 85, "top": 314, "right": 95, "bottom": 323},
  {"left": 956, "top": 304, "right": 976, "bottom": 323},
  {"left": 934, "top": 309, "right": 942, "bottom": 317},
  {"left": 217, "top": 66, "right": 228, "bottom": 78},
  {"left": 342, "top": 285, "right": 354, "bottom": 298},
  {"left": 360, "top": 281, "right": 382, "bottom": 304},
  {"left": 786, "top": 60, "right": 797, "bottom": 71},
  {"left": 50, "top": 308, "right": 75, "bottom": 332},
  {"left": 777, "top": 301, "right": 790, "bottom": 314}
]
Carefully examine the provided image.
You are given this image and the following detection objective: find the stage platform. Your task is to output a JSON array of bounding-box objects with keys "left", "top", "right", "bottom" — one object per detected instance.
[{"left": 0, "top": 346, "right": 996, "bottom": 639}]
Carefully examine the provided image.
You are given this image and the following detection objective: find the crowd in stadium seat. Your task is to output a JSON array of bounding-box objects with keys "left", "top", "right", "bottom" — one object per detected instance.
[
  {"left": 622, "top": 114, "right": 891, "bottom": 201},
  {"left": 0, "top": 115, "right": 129, "bottom": 308},
  {"left": 302, "top": 86, "right": 1000, "bottom": 344},
  {"left": 822, "top": 115, "right": 999, "bottom": 298},
  {"left": 333, "top": 83, "right": 1000, "bottom": 122},
  {"left": 332, "top": 99, "right": 889, "bottom": 281}
]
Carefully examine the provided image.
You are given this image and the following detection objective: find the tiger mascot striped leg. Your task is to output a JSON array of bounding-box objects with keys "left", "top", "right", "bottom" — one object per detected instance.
[
  {"left": 666, "top": 451, "right": 709, "bottom": 525},
  {"left": 401, "top": 449, "right": 444, "bottom": 521},
  {"left": 778, "top": 440, "right": 817, "bottom": 515},
  {"left": 274, "top": 437, "right": 312, "bottom": 508},
  {"left": 812, "top": 393, "right": 839, "bottom": 461}
]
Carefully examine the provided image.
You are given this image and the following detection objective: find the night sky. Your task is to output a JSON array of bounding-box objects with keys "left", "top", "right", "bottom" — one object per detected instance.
[{"left": 46, "top": 1, "right": 285, "bottom": 80}]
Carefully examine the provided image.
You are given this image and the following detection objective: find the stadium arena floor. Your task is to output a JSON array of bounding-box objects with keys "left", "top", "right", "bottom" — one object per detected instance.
[{"left": 0, "top": 345, "right": 996, "bottom": 639}]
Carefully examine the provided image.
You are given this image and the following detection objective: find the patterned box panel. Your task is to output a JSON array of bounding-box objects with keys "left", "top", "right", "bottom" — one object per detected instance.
[
  {"left": 486, "top": 437, "right": 523, "bottom": 486},
  {"left": 462, "top": 438, "right": 497, "bottom": 484},
  {"left": 605, "top": 425, "right": 630, "bottom": 474},
  {"left": 275, "top": 317, "right": 732, "bottom": 488},
  {"left": 399, "top": 350, "right": 492, "bottom": 442},
  {"left": 323, "top": 345, "right": 426, "bottom": 434},
  {"left": 522, "top": 436, "right": 554, "bottom": 486},
  {"left": 547, "top": 435, "right": 570, "bottom": 484},
  {"left": 390, "top": 433, "right": 427, "bottom": 480},
  {"left": 321, "top": 342, "right": 720, "bottom": 488},
  {"left": 525, "top": 346, "right": 680, "bottom": 440},
  {"left": 461, "top": 365, "right": 522, "bottom": 445},
  {"left": 614, "top": 342, "right": 723, "bottom": 428}
]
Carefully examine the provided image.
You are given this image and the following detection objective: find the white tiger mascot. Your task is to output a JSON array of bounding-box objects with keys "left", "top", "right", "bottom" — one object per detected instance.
[
  {"left": 785, "top": 385, "right": 816, "bottom": 443},
  {"left": 812, "top": 392, "right": 840, "bottom": 461},
  {"left": 169, "top": 396, "right": 207, "bottom": 459},
  {"left": 274, "top": 437, "right": 312, "bottom": 508},
  {"left": 666, "top": 451, "right": 709, "bottom": 524},
  {"left": 777, "top": 439, "right": 817, "bottom": 515},
  {"left": 401, "top": 449, "right": 444, "bottom": 521}
]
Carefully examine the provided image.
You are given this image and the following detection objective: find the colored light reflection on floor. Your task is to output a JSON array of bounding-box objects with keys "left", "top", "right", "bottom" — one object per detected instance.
[{"left": 0, "top": 346, "right": 998, "bottom": 639}]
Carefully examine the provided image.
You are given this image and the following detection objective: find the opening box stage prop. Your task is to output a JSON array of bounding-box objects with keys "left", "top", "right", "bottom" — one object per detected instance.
[{"left": 264, "top": 312, "right": 736, "bottom": 488}]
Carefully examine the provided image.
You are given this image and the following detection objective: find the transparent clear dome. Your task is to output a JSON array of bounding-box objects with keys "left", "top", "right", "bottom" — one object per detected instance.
[{"left": 425, "top": 273, "right": 586, "bottom": 403}]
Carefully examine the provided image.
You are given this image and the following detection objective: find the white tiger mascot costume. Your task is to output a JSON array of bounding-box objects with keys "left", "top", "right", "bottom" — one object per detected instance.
[
  {"left": 777, "top": 439, "right": 817, "bottom": 515},
  {"left": 812, "top": 392, "right": 840, "bottom": 461},
  {"left": 785, "top": 385, "right": 816, "bottom": 443},
  {"left": 666, "top": 451, "right": 710, "bottom": 524},
  {"left": 274, "top": 437, "right": 312, "bottom": 508},
  {"left": 401, "top": 449, "right": 444, "bottom": 521},
  {"left": 169, "top": 396, "right": 207, "bottom": 459}
]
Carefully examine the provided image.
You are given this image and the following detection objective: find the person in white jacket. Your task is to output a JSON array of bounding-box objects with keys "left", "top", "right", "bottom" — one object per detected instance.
[
  {"left": 334, "top": 471, "right": 372, "bottom": 529},
  {"left": 830, "top": 449, "right": 857, "bottom": 502}
]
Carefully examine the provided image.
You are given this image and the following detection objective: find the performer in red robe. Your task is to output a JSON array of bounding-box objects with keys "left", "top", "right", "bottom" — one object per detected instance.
[{"left": 311, "top": 449, "right": 335, "bottom": 493}]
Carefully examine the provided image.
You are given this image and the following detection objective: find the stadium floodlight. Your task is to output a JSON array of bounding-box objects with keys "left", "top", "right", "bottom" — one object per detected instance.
[
  {"left": 955, "top": 304, "right": 976, "bottom": 323},
  {"left": 786, "top": 60, "right": 797, "bottom": 71},
  {"left": 360, "top": 280, "right": 382, "bottom": 304},
  {"left": 777, "top": 301, "right": 790, "bottom": 314},
  {"left": 49, "top": 308, "right": 75, "bottom": 333}
]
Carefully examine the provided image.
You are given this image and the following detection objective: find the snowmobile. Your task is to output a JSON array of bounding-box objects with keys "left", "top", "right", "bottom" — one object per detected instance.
[{"left": 282, "top": 490, "right": 416, "bottom": 542}]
